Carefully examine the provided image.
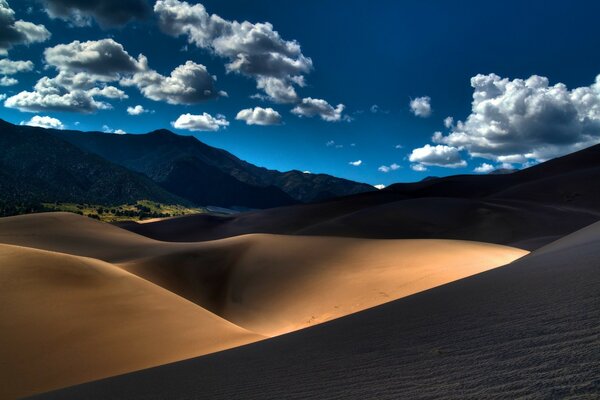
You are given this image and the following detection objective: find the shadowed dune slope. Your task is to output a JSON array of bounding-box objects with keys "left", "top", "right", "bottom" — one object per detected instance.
[
  {"left": 0, "top": 244, "right": 262, "bottom": 400},
  {"left": 37, "top": 221, "right": 600, "bottom": 399},
  {"left": 119, "top": 196, "right": 598, "bottom": 250},
  {"left": 118, "top": 143, "right": 600, "bottom": 250},
  {"left": 0, "top": 213, "right": 526, "bottom": 338},
  {"left": 120, "top": 236, "right": 527, "bottom": 336}
]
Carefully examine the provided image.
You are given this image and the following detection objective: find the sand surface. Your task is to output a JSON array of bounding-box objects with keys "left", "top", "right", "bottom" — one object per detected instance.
[
  {"left": 0, "top": 212, "right": 527, "bottom": 397},
  {"left": 0, "top": 244, "right": 261, "bottom": 399},
  {"left": 36, "top": 219, "right": 600, "bottom": 400}
]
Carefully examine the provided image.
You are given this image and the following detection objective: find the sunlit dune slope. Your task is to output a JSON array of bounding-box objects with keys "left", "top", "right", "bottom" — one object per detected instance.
[
  {"left": 39, "top": 220, "right": 600, "bottom": 400},
  {"left": 0, "top": 244, "right": 262, "bottom": 399},
  {"left": 0, "top": 213, "right": 527, "bottom": 338},
  {"left": 121, "top": 236, "right": 527, "bottom": 336}
]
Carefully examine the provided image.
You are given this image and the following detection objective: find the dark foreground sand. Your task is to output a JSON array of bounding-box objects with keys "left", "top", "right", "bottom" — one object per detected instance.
[{"left": 34, "top": 220, "right": 600, "bottom": 399}]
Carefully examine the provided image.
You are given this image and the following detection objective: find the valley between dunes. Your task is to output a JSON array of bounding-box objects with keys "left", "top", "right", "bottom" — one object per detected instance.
[{"left": 0, "top": 212, "right": 528, "bottom": 399}]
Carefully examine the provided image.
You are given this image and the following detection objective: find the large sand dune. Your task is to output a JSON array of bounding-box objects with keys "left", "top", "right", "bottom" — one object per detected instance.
[
  {"left": 0, "top": 244, "right": 261, "bottom": 399},
  {"left": 0, "top": 212, "right": 527, "bottom": 398},
  {"left": 37, "top": 219, "right": 600, "bottom": 399},
  {"left": 121, "top": 235, "right": 526, "bottom": 336}
]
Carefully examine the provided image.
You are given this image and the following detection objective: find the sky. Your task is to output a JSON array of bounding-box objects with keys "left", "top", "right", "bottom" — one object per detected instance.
[{"left": 2, "top": 0, "right": 600, "bottom": 187}]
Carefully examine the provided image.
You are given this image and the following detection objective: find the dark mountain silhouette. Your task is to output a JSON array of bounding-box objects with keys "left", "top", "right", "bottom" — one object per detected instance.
[
  {"left": 49, "top": 128, "right": 375, "bottom": 203},
  {"left": 120, "top": 142, "right": 600, "bottom": 250},
  {"left": 0, "top": 120, "right": 184, "bottom": 215}
]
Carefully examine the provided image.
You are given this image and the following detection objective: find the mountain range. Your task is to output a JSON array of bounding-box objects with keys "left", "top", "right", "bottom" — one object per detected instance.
[{"left": 0, "top": 119, "right": 374, "bottom": 214}]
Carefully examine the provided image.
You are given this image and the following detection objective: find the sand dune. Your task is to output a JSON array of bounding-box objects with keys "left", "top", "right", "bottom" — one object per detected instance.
[
  {"left": 0, "top": 212, "right": 528, "bottom": 397},
  {"left": 121, "top": 235, "right": 527, "bottom": 336},
  {"left": 37, "top": 220, "right": 600, "bottom": 400},
  {"left": 0, "top": 244, "right": 262, "bottom": 399},
  {"left": 0, "top": 213, "right": 527, "bottom": 338}
]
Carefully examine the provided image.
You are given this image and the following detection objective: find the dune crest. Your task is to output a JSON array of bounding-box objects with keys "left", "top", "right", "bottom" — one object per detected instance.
[
  {"left": 0, "top": 212, "right": 528, "bottom": 398},
  {"left": 0, "top": 244, "right": 262, "bottom": 399}
]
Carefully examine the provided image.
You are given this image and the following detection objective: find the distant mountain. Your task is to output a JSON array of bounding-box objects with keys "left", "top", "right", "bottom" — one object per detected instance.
[
  {"left": 121, "top": 142, "right": 600, "bottom": 250},
  {"left": 49, "top": 128, "right": 375, "bottom": 203},
  {"left": 0, "top": 120, "right": 184, "bottom": 215}
]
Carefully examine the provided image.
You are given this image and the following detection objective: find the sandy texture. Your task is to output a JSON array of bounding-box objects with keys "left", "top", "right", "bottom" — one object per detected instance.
[
  {"left": 122, "top": 236, "right": 526, "bottom": 336},
  {"left": 35, "top": 220, "right": 600, "bottom": 400},
  {"left": 0, "top": 212, "right": 527, "bottom": 398},
  {"left": 0, "top": 244, "right": 262, "bottom": 399}
]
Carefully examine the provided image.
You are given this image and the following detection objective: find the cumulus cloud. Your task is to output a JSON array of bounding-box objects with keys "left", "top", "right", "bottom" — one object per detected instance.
[
  {"left": 409, "top": 96, "right": 432, "bottom": 117},
  {"left": 408, "top": 144, "right": 467, "bottom": 169},
  {"left": 349, "top": 160, "right": 362, "bottom": 166},
  {"left": 411, "top": 164, "right": 427, "bottom": 172},
  {"left": 172, "top": 112, "right": 229, "bottom": 132},
  {"left": 291, "top": 97, "right": 346, "bottom": 122},
  {"left": 121, "top": 60, "right": 222, "bottom": 104},
  {"left": 473, "top": 163, "right": 494, "bottom": 174},
  {"left": 6, "top": 38, "right": 222, "bottom": 112},
  {"left": 443, "top": 116, "right": 454, "bottom": 128},
  {"left": 378, "top": 163, "right": 400, "bottom": 173},
  {"left": 0, "top": 76, "right": 17, "bottom": 86},
  {"left": 44, "top": 39, "right": 145, "bottom": 80},
  {"left": 236, "top": 106, "right": 282, "bottom": 125},
  {"left": 42, "top": 0, "right": 151, "bottom": 28},
  {"left": 20, "top": 115, "right": 64, "bottom": 129},
  {"left": 5, "top": 72, "right": 125, "bottom": 112},
  {"left": 154, "top": 0, "right": 312, "bottom": 103},
  {"left": 431, "top": 73, "right": 600, "bottom": 164},
  {"left": 102, "top": 125, "right": 126, "bottom": 134},
  {"left": 0, "top": 58, "right": 34, "bottom": 75},
  {"left": 0, "top": 0, "right": 51, "bottom": 55},
  {"left": 126, "top": 104, "right": 148, "bottom": 115}
]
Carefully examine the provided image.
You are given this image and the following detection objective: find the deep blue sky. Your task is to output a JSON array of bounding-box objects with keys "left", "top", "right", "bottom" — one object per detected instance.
[{"left": 2, "top": 0, "right": 600, "bottom": 186}]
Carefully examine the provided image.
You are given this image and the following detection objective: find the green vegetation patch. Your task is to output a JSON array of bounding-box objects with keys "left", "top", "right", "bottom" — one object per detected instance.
[{"left": 41, "top": 200, "right": 205, "bottom": 222}]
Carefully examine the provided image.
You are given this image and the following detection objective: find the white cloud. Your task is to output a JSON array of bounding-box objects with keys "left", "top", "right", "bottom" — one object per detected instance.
[
  {"left": 408, "top": 144, "right": 466, "bottom": 168},
  {"left": 172, "top": 112, "right": 229, "bottom": 132},
  {"left": 370, "top": 104, "right": 388, "bottom": 114},
  {"left": 0, "top": 0, "right": 51, "bottom": 55},
  {"left": 121, "top": 60, "right": 222, "bottom": 104},
  {"left": 291, "top": 97, "right": 346, "bottom": 122},
  {"left": 6, "top": 38, "right": 222, "bottom": 112},
  {"left": 102, "top": 125, "right": 126, "bottom": 134},
  {"left": 0, "top": 59, "right": 34, "bottom": 75},
  {"left": 409, "top": 96, "right": 432, "bottom": 117},
  {"left": 374, "top": 184, "right": 386, "bottom": 190},
  {"left": 154, "top": 0, "right": 312, "bottom": 103},
  {"left": 0, "top": 76, "right": 17, "bottom": 86},
  {"left": 127, "top": 105, "right": 148, "bottom": 115},
  {"left": 20, "top": 115, "right": 64, "bottom": 129},
  {"left": 42, "top": 0, "right": 151, "bottom": 28},
  {"left": 435, "top": 73, "right": 600, "bottom": 164},
  {"left": 443, "top": 116, "right": 454, "bottom": 128},
  {"left": 395, "top": 144, "right": 403, "bottom": 149},
  {"left": 236, "top": 106, "right": 282, "bottom": 125},
  {"left": 378, "top": 163, "right": 401, "bottom": 173},
  {"left": 411, "top": 164, "right": 427, "bottom": 172},
  {"left": 5, "top": 73, "right": 123, "bottom": 113},
  {"left": 349, "top": 160, "right": 362, "bottom": 166},
  {"left": 44, "top": 39, "right": 146, "bottom": 80},
  {"left": 473, "top": 163, "right": 495, "bottom": 174}
]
